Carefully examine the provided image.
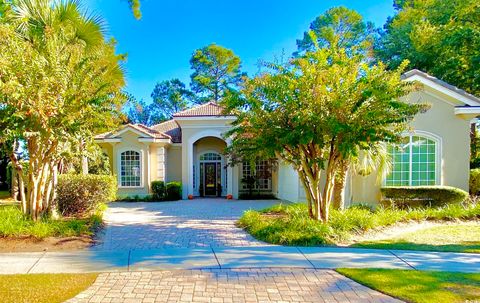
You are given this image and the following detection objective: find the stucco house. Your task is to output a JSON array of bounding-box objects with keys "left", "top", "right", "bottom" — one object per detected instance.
[{"left": 95, "top": 70, "right": 480, "bottom": 204}]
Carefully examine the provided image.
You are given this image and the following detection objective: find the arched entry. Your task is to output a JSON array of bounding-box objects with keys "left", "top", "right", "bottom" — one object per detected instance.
[
  {"left": 191, "top": 136, "right": 227, "bottom": 197},
  {"left": 199, "top": 152, "right": 223, "bottom": 197},
  {"left": 184, "top": 130, "right": 236, "bottom": 199}
]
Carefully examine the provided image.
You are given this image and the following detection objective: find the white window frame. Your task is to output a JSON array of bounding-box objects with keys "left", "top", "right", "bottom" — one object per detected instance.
[
  {"left": 385, "top": 130, "right": 442, "bottom": 186},
  {"left": 241, "top": 160, "right": 272, "bottom": 191},
  {"left": 117, "top": 147, "right": 144, "bottom": 188}
]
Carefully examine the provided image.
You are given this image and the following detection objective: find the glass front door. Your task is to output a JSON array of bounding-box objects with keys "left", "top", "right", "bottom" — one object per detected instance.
[{"left": 204, "top": 163, "right": 218, "bottom": 196}]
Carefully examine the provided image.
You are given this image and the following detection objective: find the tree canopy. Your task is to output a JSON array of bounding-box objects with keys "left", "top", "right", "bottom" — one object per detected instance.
[
  {"left": 125, "top": 97, "right": 163, "bottom": 126},
  {"left": 0, "top": 0, "right": 125, "bottom": 219},
  {"left": 295, "top": 6, "right": 376, "bottom": 57},
  {"left": 376, "top": 0, "right": 480, "bottom": 95},
  {"left": 190, "top": 43, "right": 245, "bottom": 103},
  {"left": 151, "top": 79, "right": 193, "bottom": 119},
  {"left": 223, "top": 42, "right": 424, "bottom": 221}
]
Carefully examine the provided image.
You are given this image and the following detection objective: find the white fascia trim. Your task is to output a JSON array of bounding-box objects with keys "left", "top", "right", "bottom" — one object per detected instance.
[
  {"left": 404, "top": 75, "right": 480, "bottom": 106},
  {"left": 454, "top": 107, "right": 480, "bottom": 116},
  {"left": 95, "top": 138, "right": 121, "bottom": 143},
  {"left": 113, "top": 126, "right": 155, "bottom": 138},
  {"left": 179, "top": 125, "right": 232, "bottom": 129},
  {"left": 173, "top": 116, "right": 237, "bottom": 121},
  {"left": 138, "top": 138, "right": 172, "bottom": 144}
]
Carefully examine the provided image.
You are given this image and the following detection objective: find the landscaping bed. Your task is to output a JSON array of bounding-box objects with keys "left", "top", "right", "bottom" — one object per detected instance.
[
  {"left": 337, "top": 268, "right": 480, "bottom": 303},
  {"left": 237, "top": 202, "right": 480, "bottom": 247},
  {"left": 0, "top": 204, "right": 103, "bottom": 252}
]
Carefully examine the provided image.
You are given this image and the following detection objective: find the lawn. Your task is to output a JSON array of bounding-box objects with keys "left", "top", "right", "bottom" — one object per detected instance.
[
  {"left": 337, "top": 268, "right": 480, "bottom": 303},
  {"left": 0, "top": 273, "right": 98, "bottom": 303},
  {"left": 354, "top": 224, "right": 480, "bottom": 253},
  {"left": 0, "top": 205, "right": 103, "bottom": 239},
  {"left": 237, "top": 202, "right": 480, "bottom": 246}
]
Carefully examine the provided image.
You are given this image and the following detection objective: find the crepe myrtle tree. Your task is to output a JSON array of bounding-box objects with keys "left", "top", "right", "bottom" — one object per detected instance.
[
  {"left": 0, "top": 0, "right": 125, "bottom": 220},
  {"left": 223, "top": 43, "right": 425, "bottom": 222}
]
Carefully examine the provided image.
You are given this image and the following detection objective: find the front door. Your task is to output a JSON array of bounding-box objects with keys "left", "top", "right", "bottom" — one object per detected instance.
[{"left": 204, "top": 163, "right": 217, "bottom": 196}]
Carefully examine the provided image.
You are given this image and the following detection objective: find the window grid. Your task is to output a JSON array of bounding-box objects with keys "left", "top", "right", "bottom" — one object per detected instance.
[
  {"left": 242, "top": 161, "right": 271, "bottom": 190},
  {"left": 120, "top": 150, "right": 141, "bottom": 187},
  {"left": 386, "top": 135, "right": 437, "bottom": 186},
  {"left": 200, "top": 153, "right": 222, "bottom": 161}
]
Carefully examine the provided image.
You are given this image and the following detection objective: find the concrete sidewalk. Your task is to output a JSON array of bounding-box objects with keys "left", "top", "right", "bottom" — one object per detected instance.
[{"left": 1, "top": 246, "right": 479, "bottom": 274}]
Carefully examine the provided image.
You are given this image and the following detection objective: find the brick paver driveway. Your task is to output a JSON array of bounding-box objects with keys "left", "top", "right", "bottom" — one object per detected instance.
[
  {"left": 69, "top": 268, "right": 402, "bottom": 303},
  {"left": 93, "top": 199, "right": 279, "bottom": 250}
]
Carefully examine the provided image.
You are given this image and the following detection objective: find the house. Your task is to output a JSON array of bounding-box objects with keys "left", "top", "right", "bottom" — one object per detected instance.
[{"left": 95, "top": 70, "right": 480, "bottom": 204}]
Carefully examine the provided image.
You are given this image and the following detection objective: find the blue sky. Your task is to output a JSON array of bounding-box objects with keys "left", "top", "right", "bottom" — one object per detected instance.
[{"left": 85, "top": 0, "right": 395, "bottom": 103}]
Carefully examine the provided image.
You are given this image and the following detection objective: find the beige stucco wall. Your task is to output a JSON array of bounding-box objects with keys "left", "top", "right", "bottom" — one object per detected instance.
[
  {"left": 98, "top": 129, "right": 171, "bottom": 198},
  {"left": 351, "top": 90, "right": 471, "bottom": 204},
  {"left": 166, "top": 145, "right": 182, "bottom": 182}
]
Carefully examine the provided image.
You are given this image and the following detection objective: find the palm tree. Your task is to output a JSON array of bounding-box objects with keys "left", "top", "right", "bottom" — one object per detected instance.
[
  {"left": 1, "top": 0, "right": 125, "bottom": 220},
  {"left": 332, "top": 143, "right": 391, "bottom": 210}
]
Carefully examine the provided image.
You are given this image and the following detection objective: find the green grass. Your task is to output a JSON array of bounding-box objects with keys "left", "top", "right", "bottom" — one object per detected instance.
[
  {"left": 0, "top": 205, "right": 103, "bottom": 239},
  {"left": 337, "top": 268, "right": 480, "bottom": 303},
  {"left": 354, "top": 224, "right": 480, "bottom": 253},
  {"left": 0, "top": 273, "right": 98, "bottom": 303},
  {"left": 238, "top": 202, "right": 480, "bottom": 246}
]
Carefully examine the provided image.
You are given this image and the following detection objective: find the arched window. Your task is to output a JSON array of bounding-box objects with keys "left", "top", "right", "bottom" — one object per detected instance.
[
  {"left": 120, "top": 150, "right": 141, "bottom": 187},
  {"left": 385, "top": 134, "right": 439, "bottom": 186}
]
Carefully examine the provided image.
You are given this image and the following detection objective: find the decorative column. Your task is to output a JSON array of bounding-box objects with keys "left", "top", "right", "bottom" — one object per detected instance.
[
  {"left": 145, "top": 144, "right": 151, "bottom": 192},
  {"left": 156, "top": 146, "right": 166, "bottom": 181}
]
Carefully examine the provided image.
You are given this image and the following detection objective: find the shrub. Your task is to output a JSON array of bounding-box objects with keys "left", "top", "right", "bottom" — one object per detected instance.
[
  {"left": 166, "top": 182, "right": 182, "bottom": 201},
  {"left": 381, "top": 186, "right": 468, "bottom": 208},
  {"left": 470, "top": 169, "right": 480, "bottom": 195},
  {"left": 56, "top": 174, "right": 116, "bottom": 217},
  {"left": 151, "top": 181, "right": 166, "bottom": 200}
]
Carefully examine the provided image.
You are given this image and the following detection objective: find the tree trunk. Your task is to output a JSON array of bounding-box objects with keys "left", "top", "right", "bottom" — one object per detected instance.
[
  {"left": 9, "top": 142, "right": 27, "bottom": 213},
  {"left": 81, "top": 156, "right": 88, "bottom": 175},
  {"left": 332, "top": 160, "right": 348, "bottom": 210}
]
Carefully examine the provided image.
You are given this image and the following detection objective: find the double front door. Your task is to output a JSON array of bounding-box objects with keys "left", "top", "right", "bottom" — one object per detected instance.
[{"left": 201, "top": 162, "right": 221, "bottom": 197}]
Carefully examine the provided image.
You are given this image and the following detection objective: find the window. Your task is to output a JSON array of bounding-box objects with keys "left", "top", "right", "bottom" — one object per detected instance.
[
  {"left": 242, "top": 160, "right": 272, "bottom": 190},
  {"left": 200, "top": 153, "right": 222, "bottom": 161},
  {"left": 120, "top": 150, "right": 141, "bottom": 187},
  {"left": 385, "top": 134, "right": 438, "bottom": 186}
]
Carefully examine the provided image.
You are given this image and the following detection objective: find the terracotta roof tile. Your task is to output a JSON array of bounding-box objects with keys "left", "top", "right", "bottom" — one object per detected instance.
[
  {"left": 173, "top": 101, "right": 232, "bottom": 117},
  {"left": 95, "top": 124, "right": 171, "bottom": 140},
  {"left": 151, "top": 120, "right": 182, "bottom": 143}
]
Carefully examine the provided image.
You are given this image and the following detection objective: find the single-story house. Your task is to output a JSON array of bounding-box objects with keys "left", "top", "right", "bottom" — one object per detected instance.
[{"left": 95, "top": 70, "right": 480, "bottom": 204}]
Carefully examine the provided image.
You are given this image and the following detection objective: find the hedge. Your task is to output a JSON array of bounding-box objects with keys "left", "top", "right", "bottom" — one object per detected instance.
[
  {"left": 166, "top": 182, "right": 182, "bottom": 201},
  {"left": 151, "top": 180, "right": 166, "bottom": 200},
  {"left": 56, "top": 174, "right": 117, "bottom": 217},
  {"left": 470, "top": 169, "right": 480, "bottom": 195},
  {"left": 381, "top": 186, "right": 469, "bottom": 208}
]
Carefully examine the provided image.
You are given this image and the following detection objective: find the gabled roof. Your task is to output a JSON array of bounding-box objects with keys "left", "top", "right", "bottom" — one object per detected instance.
[
  {"left": 173, "top": 101, "right": 233, "bottom": 117},
  {"left": 151, "top": 119, "right": 182, "bottom": 143},
  {"left": 95, "top": 123, "right": 171, "bottom": 140},
  {"left": 402, "top": 69, "right": 480, "bottom": 106}
]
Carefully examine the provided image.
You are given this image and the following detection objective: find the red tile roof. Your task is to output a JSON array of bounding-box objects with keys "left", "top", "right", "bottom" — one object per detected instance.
[
  {"left": 151, "top": 120, "right": 182, "bottom": 143},
  {"left": 95, "top": 124, "right": 171, "bottom": 140},
  {"left": 173, "top": 101, "right": 232, "bottom": 117}
]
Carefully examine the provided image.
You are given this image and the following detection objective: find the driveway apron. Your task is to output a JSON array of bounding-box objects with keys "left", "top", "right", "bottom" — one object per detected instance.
[{"left": 92, "top": 199, "right": 279, "bottom": 250}]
